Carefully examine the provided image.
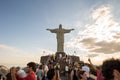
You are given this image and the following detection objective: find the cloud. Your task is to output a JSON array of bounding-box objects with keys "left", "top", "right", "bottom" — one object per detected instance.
[
  {"left": 91, "top": 41, "right": 120, "bottom": 54},
  {"left": 80, "top": 38, "right": 97, "bottom": 49},
  {"left": 0, "top": 44, "right": 19, "bottom": 54},
  {"left": 0, "top": 44, "right": 34, "bottom": 57},
  {"left": 86, "top": 54, "right": 99, "bottom": 58},
  {"left": 0, "top": 45, "right": 33, "bottom": 66},
  {"left": 0, "top": 44, "right": 54, "bottom": 68},
  {"left": 66, "top": 5, "right": 120, "bottom": 54},
  {"left": 79, "top": 52, "right": 120, "bottom": 65}
]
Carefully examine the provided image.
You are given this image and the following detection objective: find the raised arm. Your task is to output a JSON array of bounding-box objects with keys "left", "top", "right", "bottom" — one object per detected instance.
[{"left": 88, "top": 58, "right": 97, "bottom": 71}]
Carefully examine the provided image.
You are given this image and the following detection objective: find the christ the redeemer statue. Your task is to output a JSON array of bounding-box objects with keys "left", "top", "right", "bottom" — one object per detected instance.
[{"left": 46, "top": 24, "right": 74, "bottom": 52}]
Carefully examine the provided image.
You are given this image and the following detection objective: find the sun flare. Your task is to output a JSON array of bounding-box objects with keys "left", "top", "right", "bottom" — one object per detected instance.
[{"left": 83, "top": 6, "right": 119, "bottom": 42}]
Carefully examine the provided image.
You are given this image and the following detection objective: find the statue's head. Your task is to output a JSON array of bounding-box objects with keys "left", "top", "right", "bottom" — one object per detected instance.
[{"left": 59, "top": 24, "right": 62, "bottom": 29}]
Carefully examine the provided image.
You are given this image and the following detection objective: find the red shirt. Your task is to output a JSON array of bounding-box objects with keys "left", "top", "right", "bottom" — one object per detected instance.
[
  {"left": 17, "top": 72, "right": 36, "bottom": 80},
  {"left": 96, "top": 69, "right": 104, "bottom": 80}
]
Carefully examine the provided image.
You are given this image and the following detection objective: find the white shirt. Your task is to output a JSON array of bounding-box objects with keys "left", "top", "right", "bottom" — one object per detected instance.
[
  {"left": 17, "top": 69, "right": 27, "bottom": 78},
  {"left": 82, "top": 65, "right": 90, "bottom": 77},
  {"left": 65, "top": 66, "right": 69, "bottom": 71}
]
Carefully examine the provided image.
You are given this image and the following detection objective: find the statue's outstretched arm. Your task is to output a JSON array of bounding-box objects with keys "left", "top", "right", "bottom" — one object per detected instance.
[
  {"left": 46, "top": 28, "right": 57, "bottom": 33},
  {"left": 64, "top": 29, "right": 74, "bottom": 33},
  {"left": 70, "top": 29, "right": 74, "bottom": 31},
  {"left": 46, "top": 29, "right": 51, "bottom": 31}
]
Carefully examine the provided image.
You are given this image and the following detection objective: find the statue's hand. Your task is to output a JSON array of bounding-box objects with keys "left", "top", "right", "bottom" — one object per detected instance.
[
  {"left": 46, "top": 29, "right": 50, "bottom": 30},
  {"left": 71, "top": 29, "right": 74, "bottom": 30}
]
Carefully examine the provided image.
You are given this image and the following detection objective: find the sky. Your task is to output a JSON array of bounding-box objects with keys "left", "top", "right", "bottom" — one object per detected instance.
[{"left": 0, "top": 0, "right": 120, "bottom": 68}]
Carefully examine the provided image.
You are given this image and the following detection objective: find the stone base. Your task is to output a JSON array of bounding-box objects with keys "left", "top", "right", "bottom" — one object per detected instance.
[
  {"left": 40, "top": 55, "right": 50, "bottom": 64},
  {"left": 55, "top": 52, "right": 66, "bottom": 60},
  {"left": 40, "top": 52, "right": 81, "bottom": 74},
  {"left": 40, "top": 54, "right": 80, "bottom": 74}
]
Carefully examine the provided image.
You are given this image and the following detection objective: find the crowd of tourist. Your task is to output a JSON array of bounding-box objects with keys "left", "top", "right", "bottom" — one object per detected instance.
[{"left": 0, "top": 54, "right": 120, "bottom": 80}]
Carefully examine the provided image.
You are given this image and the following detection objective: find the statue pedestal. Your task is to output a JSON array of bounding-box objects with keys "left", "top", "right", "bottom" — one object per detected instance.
[
  {"left": 55, "top": 52, "right": 66, "bottom": 60},
  {"left": 40, "top": 55, "right": 49, "bottom": 64},
  {"left": 40, "top": 52, "right": 80, "bottom": 72}
]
